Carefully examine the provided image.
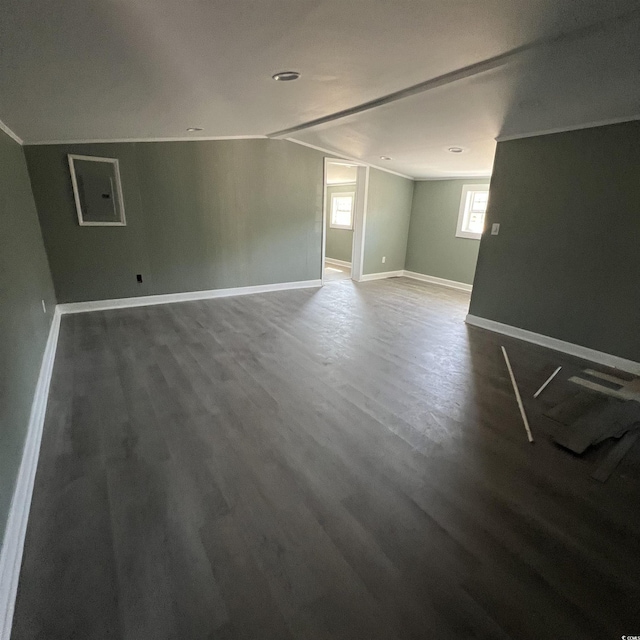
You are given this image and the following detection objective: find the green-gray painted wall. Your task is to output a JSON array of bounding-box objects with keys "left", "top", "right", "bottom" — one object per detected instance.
[
  {"left": 325, "top": 184, "right": 355, "bottom": 263},
  {"left": 0, "top": 130, "right": 56, "bottom": 546},
  {"left": 405, "top": 179, "right": 489, "bottom": 285},
  {"left": 469, "top": 120, "right": 640, "bottom": 362},
  {"left": 25, "top": 139, "right": 325, "bottom": 303},
  {"left": 363, "top": 169, "right": 414, "bottom": 275}
]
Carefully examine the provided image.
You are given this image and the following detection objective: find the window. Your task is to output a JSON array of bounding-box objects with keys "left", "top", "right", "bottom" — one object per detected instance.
[
  {"left": 456, "top": 184, "right": 490, "bottom": 239},
  {"left": 330, "top": 192, "right": 355, "bottom": 229}
]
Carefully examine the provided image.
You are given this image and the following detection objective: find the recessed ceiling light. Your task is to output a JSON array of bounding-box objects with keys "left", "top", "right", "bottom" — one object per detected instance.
[
  {"left": 448, "top": 147, "right": 464, "bottom": 153},
  {"left": 272, "top": 71, "right": 300, "bottom": 81},
  {"left": 187, "top": 127, "right": 203, "bottom": 132},
  {"left": 380, "top": 156, "right": 392, "bottom": 160}
]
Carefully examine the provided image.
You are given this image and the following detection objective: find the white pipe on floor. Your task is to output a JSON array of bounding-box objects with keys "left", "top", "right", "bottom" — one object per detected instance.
[{"left": 501, "top": 346, "right": 534, "bottom": 443}]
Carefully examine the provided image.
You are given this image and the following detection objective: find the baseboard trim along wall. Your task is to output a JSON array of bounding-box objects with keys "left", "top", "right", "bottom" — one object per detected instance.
[
  {"left": 57, "top": 279, "right": 323, "bottom": 314},
  {"left": 356, "top": 270, "right": 473, "bottom": 289},
  {"left": 324, "top": 258, "right": 352, "bottom": 268},
  {"left": 359, "top": 270, "right": 404, "bottom": 282},
  {"left": 0, "top": 308, "right": 61, "bottom": 640},
  {"left": 402, "top": 271, "right": 473, "bottom": 292},
  {"left": 465, "top": 314, "right": 640, "bottom": 376}
]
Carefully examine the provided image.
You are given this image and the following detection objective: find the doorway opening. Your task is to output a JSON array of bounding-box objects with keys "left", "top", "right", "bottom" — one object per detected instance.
[{"left": 322, "top": 158, "right": 368, "bottom": 284}]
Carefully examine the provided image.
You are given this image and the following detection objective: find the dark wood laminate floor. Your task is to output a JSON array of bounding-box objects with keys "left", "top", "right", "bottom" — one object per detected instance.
[{"left": 12, "top": 277, "right": 640, "bottom": 640}]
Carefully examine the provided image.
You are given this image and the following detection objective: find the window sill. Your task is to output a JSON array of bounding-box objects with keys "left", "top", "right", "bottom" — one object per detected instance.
[{"left": 455, "top": 230, "right": 482, "bottom": 240}]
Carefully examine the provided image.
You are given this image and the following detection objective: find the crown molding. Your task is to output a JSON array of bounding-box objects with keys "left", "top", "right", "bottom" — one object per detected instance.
[
  {"left": 415, "top": 175, "right": 491, "bottom": 181},
  {"left": 0, "top": 119, "right": 23, "bottom": 146},
  {"left": 23, "top": 134, "right": 267, "bottom": 146}
]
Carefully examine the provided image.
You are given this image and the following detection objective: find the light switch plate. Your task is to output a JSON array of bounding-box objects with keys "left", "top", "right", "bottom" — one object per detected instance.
[{"left": 491, "top": 223, "right": 500, "bottom": 235}]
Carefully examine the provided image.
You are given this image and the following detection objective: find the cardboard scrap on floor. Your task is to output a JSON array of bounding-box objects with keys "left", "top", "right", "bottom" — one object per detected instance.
[
  {"left": 540, "top": 367, "right": 640, "bottom": 482},
  {"left": 590, "top": 429, "right": 640, "bottom": 483}
]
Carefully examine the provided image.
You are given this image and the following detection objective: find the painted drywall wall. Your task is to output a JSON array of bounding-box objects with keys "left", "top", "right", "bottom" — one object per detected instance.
[
  {"left": 469, "top": 120, "right": 640, "bottom": 362},
  {"left": 405, "top": 179, "right": 489, "bottom": 285},
  {"left": 326, "top": 163, "right": 357, "bottom": 185},
  {"left": 325, "top": 184, "right": 355, "bottom": 263},
  {"left": 363, "top": 169, "right": 414, "bottom": 274},
  {"left": 0, "top": 129, "right": 56, "bottom": 545},
  {"left": 25, "top": 139, "right": 325, "bottom": 303}
]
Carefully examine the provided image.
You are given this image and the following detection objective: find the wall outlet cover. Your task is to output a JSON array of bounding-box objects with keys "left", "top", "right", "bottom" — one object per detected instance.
[
  {"left": 491, "top": 223, "right": 500, "bottom": 235},
  {"left": 382, "top": 256, "right": 386, "bottom": 263}
]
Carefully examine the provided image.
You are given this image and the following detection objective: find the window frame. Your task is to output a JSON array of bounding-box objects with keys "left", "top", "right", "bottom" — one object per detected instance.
[
  {"left": 329, "top": 191, "right": 356, "bottom": 230},
  {"left": 68, "top": 154, "right": 127, "bottom": 226},
  {"left": 455, "top": 184, "right": 490, "bottom": 240}
]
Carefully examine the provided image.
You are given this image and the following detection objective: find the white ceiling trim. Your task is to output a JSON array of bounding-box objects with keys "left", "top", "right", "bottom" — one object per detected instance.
[
  {"left": 287, "top": 138, "right": 413, "bottom": 180},
  {"left": 0, "top": 118, "right": 23, "bottom": 145},
  {"left": 23, "top": 135, "right": 267, "bottom": 146},
  {"left": 415, "top": 176, "right": 491, "bottom": 181},
  {"left": 495, "top": 114, "right": 640, "bottom": 142},
  {"left": 268, "top": 8, "right": 639, "bottom": 140}
]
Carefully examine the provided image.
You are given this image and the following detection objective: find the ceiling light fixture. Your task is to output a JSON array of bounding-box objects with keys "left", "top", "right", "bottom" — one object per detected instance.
[
  {"left": 187, "top": 127, "right": 203, "bottom": 132},
  {"left": 379, "top": 156, "right": 392, "bottom": 161},
  {"left": 448, "top": 147, "right": 464, "bottom": 153},
  {"left": 272, "top": 71, "right": 300, "bottom": 81}
]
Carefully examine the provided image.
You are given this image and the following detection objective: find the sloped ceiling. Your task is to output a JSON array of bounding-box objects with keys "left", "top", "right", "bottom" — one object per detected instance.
[{"left": 1, "top": 0, "right": 639, "bottom": 177}]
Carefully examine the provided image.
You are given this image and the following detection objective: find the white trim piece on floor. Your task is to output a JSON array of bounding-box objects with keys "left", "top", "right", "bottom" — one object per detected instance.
[
  {"left": 402, "top": 271, "right": 473, "bottom": 292},
  {"left": 465, "top": 314, "right": 640, "bottom": 376},
  {"left": 0, "top": 119, "right": 23, "bottom": 146},
  {"left": 358, "top": 270, "right": 404, "bottom": 282},
  {"left": 0, "top": 308, "right": 61, "bottom": 640},
  {"left": 57, "top": 279, "right": 322, "bottom": 315},
  {"left": 325, "top": 258, "right": 352, "bottom": 268}
]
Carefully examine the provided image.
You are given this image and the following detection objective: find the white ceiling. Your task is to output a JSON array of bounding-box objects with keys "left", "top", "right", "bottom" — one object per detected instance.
[{"left": 1, "top": 0, "right": 639, "bottom": 177}]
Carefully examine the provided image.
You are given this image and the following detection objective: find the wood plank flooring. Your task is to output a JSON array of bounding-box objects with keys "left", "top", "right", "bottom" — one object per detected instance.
[{"left": 12, "top": 277, "right": 640, "bottom": 639}]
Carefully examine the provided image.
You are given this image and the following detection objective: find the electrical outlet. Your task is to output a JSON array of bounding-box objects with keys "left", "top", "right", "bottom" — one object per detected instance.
[
  {"left": 41, "top": 299, "right": 46, "bottom": 313},
  {"left": 491, "top": 223, "right": 500, "bottom": 236},
  {"left": 382, "top": 256, "right": 386, "bottom": 263},
  {"left": 136, "top": 274, "right": 143, "bottom": 283}
]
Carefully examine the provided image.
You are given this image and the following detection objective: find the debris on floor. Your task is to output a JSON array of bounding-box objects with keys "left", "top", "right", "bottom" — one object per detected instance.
[
  {"left": 540, "top": 365, "right": 640, "bottom": 482},
  {"left": 533, "top": 366, "right": 562, "bottom": 398},
  {"left": 501, "top": 346, "right": 534, "bottom": 443},
  {"left": 569, "top": 369, "right": 640, "bottom": 401}
]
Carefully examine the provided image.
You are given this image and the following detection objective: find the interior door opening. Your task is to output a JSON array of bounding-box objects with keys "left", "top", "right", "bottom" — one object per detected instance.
[{"left": 322, "top": 158, "right": 368, "bottom": 284}]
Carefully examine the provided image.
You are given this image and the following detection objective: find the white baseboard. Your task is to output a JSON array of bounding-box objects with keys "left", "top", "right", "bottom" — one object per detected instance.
[
  {"left": 358, "top": 270, "right": 404, "bottom": 282},
  {"left": 402, "top": 271, "right": 472, "bottom": 292},
  {"left": 465, "top": 314, "right": 640, "bottom": 375},
  {"left": 324, "top": 258, "right": 352, "bottom": 268},
  {"left": 58, "top": 279, "right": 322, "bottom": 315},
  {"left": 0, "top": 308, "right": 61, "bottom": 639}
]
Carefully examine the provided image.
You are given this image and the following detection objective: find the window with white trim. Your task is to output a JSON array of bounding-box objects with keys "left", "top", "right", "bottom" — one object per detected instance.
[
  {"left": 456, "top": 184, "right": 490, "bottom": 239},
  {"left": 330, "top": 192, "right": 355, "bottom": 230}
]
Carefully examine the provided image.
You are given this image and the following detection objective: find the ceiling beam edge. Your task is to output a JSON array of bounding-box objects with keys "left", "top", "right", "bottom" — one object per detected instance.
[
  {"left": 267, "top": 7, "right": 640, "bottom": 139},
  {"left": 0, "top": 118, "right": 23, "bottom": 145},
  {"left": 285, "top": 138, "right": 414, "bottom": 180}
]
